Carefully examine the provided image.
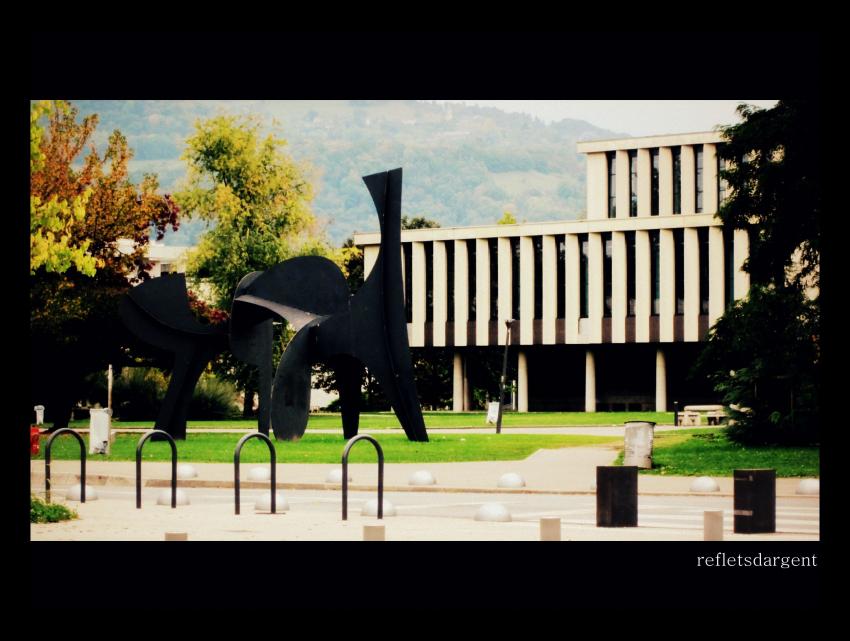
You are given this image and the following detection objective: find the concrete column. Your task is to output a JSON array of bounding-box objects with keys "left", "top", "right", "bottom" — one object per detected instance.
[
  {"left": 681, "top": 145, "right": 696, "bottom": 215},
  {"left": 520, "top": 236, "right": 534, "bottom": 344},
  {"left": 517, "top": 350, "right": 529, "bottom": 413},
  {"left": 704, "top": 143, "right": 719, "bottom": 215},
  {"left": 655, "top": 348, "right": 667, "bottom": 412},
  {"left": 432, "top": 241, "right": 447, "bottom": 346},
  {"left": 684, "top": 227, "right": 700, "bottom": 341},
  {"left": 542, "top": 235, "right": 557, "bottom": 344},
  {"left": 734, "top": 229, "right": 750, "bottom": 300},
  {"left": 463, "top": 357, "right": 473, "bottom": 411},
  {"left": 659, "top": 147, "right": 673, "bottom": 216},
  {"left": 659, "top": 229, "right": 676, "bottom": 342},
  {"left": 452, "top": 352, "right": 463, "bottom": 412},
  {"left": 585, "top": 349, "right": 596, "bottom": 412},
  {"left": 588, "top": 233, "right": 604, "bottom": 343},
  {"left": 454, "top": 239, "right": 468, "bottom": 346},
  {"left": 616, "top": 150, "right": 630, "bottom": 219},
  {"left": 411, "top": 242, "right": 426, "bottom": 347},
  {"left": 637, "top": 148, "right": 651, "bottom": 217},
  {"left": 586, "top": 152, "right": 607, "bottom": 219},
  {"left": 611, "top": 231, "right": 627, "bottom": 343},
  {"left": 475, "top": 238, "right": 490, "bottom": 346},
  {"left": 363, "top": 245, "right": 379, "bottom": 279},
  {"left": 497, "top": 237, "right": 512, "bottom": 344},
  {"left": 635, "top": 230, "right": 651, "bottom": 343},
  {"left": 565, "top": 234, "right": 580, "bottom": 343},
  {"left": 708, "top": 226, "right": 725, "bottom": 327}
]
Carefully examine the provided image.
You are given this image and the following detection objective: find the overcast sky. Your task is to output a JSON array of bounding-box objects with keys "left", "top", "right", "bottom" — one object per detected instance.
[{"left": 431, "top": 100, "right": 778, "bottom": 137}]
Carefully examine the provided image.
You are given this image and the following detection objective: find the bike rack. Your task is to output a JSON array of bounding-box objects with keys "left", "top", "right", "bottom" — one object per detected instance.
[
  {"left": 234, "top": 432, "right": 277, "bottom": 515},
  {"left": 44, "top": 428, "right": 86, "bottom": 503},
  {"left": 341, "top": 434, "right": 384, "bottom": 521},
  {"left": 136, "top": 430, "right": 178, "bottom": 509}
]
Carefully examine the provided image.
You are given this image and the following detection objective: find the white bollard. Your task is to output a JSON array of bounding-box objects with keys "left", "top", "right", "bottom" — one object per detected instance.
[
  {"left": 164, "top": 532, "right": 188, "bottom": 541},
  {"left": 540, "top": 517, "right": 561, "bottom": 541},
  {"left": 704, "top": 510, "right": 723, "bottom": 541},
  {"left": 363, "top": 525, "right": 385, "bottom": 541}
]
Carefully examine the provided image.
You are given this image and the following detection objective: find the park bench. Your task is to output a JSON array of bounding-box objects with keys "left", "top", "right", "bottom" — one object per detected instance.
[{"left": 678, "top": 405, "right": 727, "bottom": 427}]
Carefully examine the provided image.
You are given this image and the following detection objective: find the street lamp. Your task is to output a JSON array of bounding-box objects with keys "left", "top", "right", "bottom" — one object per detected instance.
[{"left": 496, "top": 319, "right": 515, "bottom": 434}]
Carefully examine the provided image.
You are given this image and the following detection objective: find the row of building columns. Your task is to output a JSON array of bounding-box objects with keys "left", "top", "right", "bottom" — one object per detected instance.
[{"left": 451, "top": 348, "right": 668, "bottom": 413}]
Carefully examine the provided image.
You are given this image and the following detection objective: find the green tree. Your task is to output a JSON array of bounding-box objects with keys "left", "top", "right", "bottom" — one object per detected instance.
[
  {"left": 497, "top": 210, "right": 517, "bottom": 225},
  {"left": 694, "top": 100, "right": 820, "bottom": 445},
  {"left": 175, "top": 115, "right": 338, "bottom": 415}
]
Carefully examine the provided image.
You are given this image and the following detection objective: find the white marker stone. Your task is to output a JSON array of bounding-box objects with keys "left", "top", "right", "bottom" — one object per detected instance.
[
  {"left": 796, "top": 479, "right": 819, "bottom": 495},
  {"left": 361, "top": 498, "right": 396, "bottom": 517},
  {"left": 254, "top": 491, "right": 289, "bottom": 512},
  {"left": 326, "top": 468, "right": 352, "bottom": 484},
  {"left": 704, "top": 510, "right": 724, "bottom": 541},
  {"left": 540, "top": 517, "right": 561, "bottom": 541},
  {"left": 409, "top": 470, "right": 436, "bottom": 486},
  {"left": 690, "top": 476, "right": 720, "bottom": 492},
  {"left": 474, "top": 503, "right": 512, "bottom": 522},
  {"left": 65, "top": 484, "right": 98, "bottom": 501},
  {"left": 497, "top": 472, "right": 526, "bottom": 489},
  {"left": 247, "top": 466, "right": 272, "bottom": 482},
  {"left": 176, "top": 464, "right": 197, "bottom": 480},
  {"left": 157, "top": 488, "right": 190, "bottom": 506}
]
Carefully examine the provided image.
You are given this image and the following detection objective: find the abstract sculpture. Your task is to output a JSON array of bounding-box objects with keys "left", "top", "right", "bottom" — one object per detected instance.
[{"left": 120, "top": 168, "right": 428, "bottom": 442}]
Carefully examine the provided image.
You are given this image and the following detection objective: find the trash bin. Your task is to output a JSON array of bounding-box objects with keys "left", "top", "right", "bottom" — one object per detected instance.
[
  {"left": 34, "top": 405, "right": 45, "bottom": 425},
  {"left": 623, "top": 421, "right": 655, "bottom": 469},
  {"left": 89, "top": 408, "right": 113, "bottom": 455},
  {"left": 30, "top": 426, "right": 41, "bottom": 457},
  {"left": 596, "top": 466, "right": 638, "bottom": 527},
  {"left": 734, "top": 469, "right": 776, "bottom": 533}
]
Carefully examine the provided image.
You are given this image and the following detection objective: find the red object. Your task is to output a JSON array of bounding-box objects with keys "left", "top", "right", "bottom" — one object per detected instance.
[{"left": 30, "top": 426, "right": 41, "bottom": 457}]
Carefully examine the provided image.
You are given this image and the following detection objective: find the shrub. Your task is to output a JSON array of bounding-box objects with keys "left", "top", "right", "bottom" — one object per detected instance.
[
  {"left": 31, "top": 495, "right": 78, "bottom": 523},
  {"left": 188, "top": 375, "right": 241, "bottom": 420},
  {"left": 112, "top": 367, "right": 168, "bottom": 421}
]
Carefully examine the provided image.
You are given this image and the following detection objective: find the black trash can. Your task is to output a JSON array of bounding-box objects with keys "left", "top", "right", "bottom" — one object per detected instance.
[
  {"left": 596, "top": 466, "right": 638, "bottom": 527},
  {"left": 733, "top": 469, "right": 776, "bottom": 533}
]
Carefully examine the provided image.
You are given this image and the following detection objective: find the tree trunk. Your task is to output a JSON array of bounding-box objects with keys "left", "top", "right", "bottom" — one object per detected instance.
[{"left": 242, "top": 388, "right": 255, "bottom": 418}]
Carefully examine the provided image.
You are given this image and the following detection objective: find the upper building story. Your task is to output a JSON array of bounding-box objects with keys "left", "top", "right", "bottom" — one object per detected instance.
[{"left": 353, "top": 131, "right": 749, "bottom": 349}]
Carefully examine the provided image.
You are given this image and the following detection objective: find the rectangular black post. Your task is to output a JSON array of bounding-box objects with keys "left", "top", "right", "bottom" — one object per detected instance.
[
  {"left": 596, "top": 466, "right": 638, "bottom": 527},
  {"left": 734, "top": 469, "right": 776, "bottom": 533}
]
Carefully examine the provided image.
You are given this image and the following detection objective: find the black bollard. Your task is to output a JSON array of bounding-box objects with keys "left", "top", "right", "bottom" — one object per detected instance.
[
  {"left": 596, "top": 466, "right": 638, "bottom": 527},
  {"left": 733, "top": 469, "right": 776, "bottom": 533}
]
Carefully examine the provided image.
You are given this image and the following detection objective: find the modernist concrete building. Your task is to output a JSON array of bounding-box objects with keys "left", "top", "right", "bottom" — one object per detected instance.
[{"left": 354, "top": 131, "right": 751, "bottom": 412}]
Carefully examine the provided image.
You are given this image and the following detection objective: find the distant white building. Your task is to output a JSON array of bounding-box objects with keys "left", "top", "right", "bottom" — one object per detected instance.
[{"left": 116, "top": 239, "right": 192, "bottom": 278}]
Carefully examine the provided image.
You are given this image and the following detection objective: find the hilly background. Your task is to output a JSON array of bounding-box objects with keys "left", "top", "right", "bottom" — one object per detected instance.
[{"left": 73, "top": 100, "right": 624, "bottom": 246}]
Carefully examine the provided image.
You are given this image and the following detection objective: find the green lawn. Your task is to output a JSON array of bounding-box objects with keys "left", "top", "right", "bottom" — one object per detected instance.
[
  {"left": 614, "top": 429, "right": 819, "bottom": 477},
  {"left": 67, "top": 411, "right": 674, "bottom": 430},
  {"left": 35, "top": 432, "right": 620, "bottom": 464}
]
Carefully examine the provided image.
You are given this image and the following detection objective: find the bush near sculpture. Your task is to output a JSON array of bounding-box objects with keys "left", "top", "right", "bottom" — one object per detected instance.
[{"left": 31, "top": 495, "right": 78, "bottom": 524}]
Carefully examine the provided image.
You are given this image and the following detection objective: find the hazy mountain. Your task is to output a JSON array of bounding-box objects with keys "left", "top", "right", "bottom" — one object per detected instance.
[{"left": 73, "top": 100, "right": 623, "bottom": 246}]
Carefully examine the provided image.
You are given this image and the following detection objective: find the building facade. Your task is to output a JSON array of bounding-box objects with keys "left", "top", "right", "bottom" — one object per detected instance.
[{"left": 354, "top": 131, "right": 750, "bottom": 413}]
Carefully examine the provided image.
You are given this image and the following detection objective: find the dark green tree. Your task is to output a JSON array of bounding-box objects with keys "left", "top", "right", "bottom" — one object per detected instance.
[{"left": 693, "top": 100, "right": 820, "bottom": 445}]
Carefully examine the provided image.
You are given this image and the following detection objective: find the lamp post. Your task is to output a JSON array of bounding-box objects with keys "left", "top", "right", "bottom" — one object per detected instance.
[{"left": 496, "top": 319, "right": 515, "bottom": 434}]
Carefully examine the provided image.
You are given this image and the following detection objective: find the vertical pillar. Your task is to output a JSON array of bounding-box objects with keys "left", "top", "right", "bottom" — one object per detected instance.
[
  {"left": 411, "top": 242, "right": 426, "bottom": 347},
  {"left": 588, "top": 233, "right": 604, "bottom": 343},
  {"left": 659, "top": 229, "right": 675, "bottom": 342},
  {"left": 565, "top": 234, "right": 580, "bottom": 343},
  {"left": 497, "top": 237, "right": 512, "bottom": 344},
  {"left": 517, "top": 350, "right": 529, "bottom": 413},
  {"left": 542, "top": 235, "right": 557, "bottom": 344},
  {"left": 708, "top": 226, "right": 725, "bottom": 327},
  {"left": 454, "top": 239, "right": 468, "bottom": 346},
  {"left": 659, "top": 147, "right": 673, "bottom": 216},
  {"left": 520, "top": 236, "right": 534, "bottom": 345},
  {"left": 681, "top": 145, "right": 696, "bottom": 214},
  {"left": 363, "top": 245, "right": 379, "bottom": 279},
  {"left": 733, "top": 229, "right": 750, "bottom": 300},
  {"left": 655, "top": 348, "right": 667, "bottom": 412},
  {"left": 475, "top": 238, "right": 490, "bottom": 346},
  {"left": 586, "top": 153, "right": 608, "bottom": 219},
  {"left": 585, "top": 349, "right": 596, "bottom": 412},
  {"left": 635, "top": 230, "right": 651, "bottom": 343},
  {"left": 616, "top": 150, "right": 630, "bottom": 219},
  {"left": 611, "top": 231, "right": 627, "bottom": 343},
  {"left": 637, "top": 148, "right": 651, "bottom": 216},
  {"left": 684, "top": 227, "right": 700, "bottom": 341},
  {"left": 432, "top": 241, "right": 447, "bottom": 346},
  {"left": 463, "top": 357, "right": 473, "bottom": 411},
  {"left": 452, "top": 352, "right": 463, "bottom": 412},
  {"left": 704, "top": 144, "right": 718, "bottom": 215}
]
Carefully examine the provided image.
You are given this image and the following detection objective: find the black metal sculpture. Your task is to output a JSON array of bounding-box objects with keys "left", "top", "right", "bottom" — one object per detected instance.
[{"left": 120, "top": 168, "right": 428, "bottom": 443}]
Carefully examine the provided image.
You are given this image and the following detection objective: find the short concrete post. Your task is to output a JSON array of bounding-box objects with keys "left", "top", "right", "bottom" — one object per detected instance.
[
  {"left": 540, "top": 517, "right": 561, "bottom": 541},
  {"left": 164, "top": 532, "right": 188, "bottom": 541},
  {"left": 704, "top": 511, "right": 723, "bottom": 541},
  {"left": 363, "top": 524, "right": 385, "bottom": 541}
]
